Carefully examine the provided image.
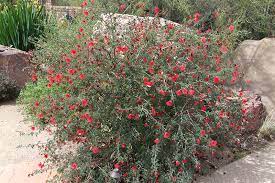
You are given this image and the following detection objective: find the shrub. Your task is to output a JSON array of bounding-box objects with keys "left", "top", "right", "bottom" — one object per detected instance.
[
  {"left": 0, "top": 0, "right": 48, "bottom": 51},
  {"left": 0, "top": 73, "right": 20, "bottom": 102},
  {"left": 20, "top": 2, "right": 254, "bottom": 182}
]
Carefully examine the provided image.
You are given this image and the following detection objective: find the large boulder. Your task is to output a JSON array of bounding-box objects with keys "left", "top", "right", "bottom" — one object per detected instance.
[
  {"left": 0, "top": 45, "right": 31, "bottom": 88},
  {"left": 94, "top": 13, "right": 181, "bottom": 36},
  {"left": 235, "top": 38, "right": 275, "bottom": 136}
]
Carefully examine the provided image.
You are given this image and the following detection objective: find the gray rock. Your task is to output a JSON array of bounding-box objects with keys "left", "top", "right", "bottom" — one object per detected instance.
[{"left": 235, "top": 38, "right": 275, "bottom": 120}]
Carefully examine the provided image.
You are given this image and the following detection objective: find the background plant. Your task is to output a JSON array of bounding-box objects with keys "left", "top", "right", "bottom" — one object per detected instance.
[
  {"left": 52, "top": 0, "right": 80, "bottom": 6},
  {"left": 157, "top": 0, "right": 274, "bottom": 42},
  {"left": 80, "top": 0, "right": 274, "bottom": 45},
  {"left": 0, "top": 0, "right": 48, "bottom": 51}
]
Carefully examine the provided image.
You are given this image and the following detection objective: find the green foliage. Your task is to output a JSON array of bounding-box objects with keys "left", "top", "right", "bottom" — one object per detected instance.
[
  {"left": 0, "top": 0, "right": 48, "bottom": 51},
  {"left": 0, "top": 73, "right": 19, "bottom": 102}
]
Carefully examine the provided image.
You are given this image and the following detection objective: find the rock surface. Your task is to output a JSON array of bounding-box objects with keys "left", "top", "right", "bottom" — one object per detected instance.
[
  {"left": 235, "top": 38, "right": 275, "bottom": 122},
  {"left": 94, "top": 13, "right": 181, "bottom": 36},
  {"left": 0, "top": 45, "right": 31, "bottom": 88},
  {"left": 241, "top": 93, "right": 266, "bottom": 134}
]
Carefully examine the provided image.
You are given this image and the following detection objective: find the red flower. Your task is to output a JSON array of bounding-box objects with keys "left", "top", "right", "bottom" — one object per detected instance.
[
  {"left": 31, "top": 73, "right": 37, "bottom": 81},
  {"left": 159, "top": 89, "right": 167, "bottom": 96},
  {"left": 148, "top": 67, "right": 154, "bottom": 74},
  {"left": 142, "top": 122, "right": 149, "bottom": 127},
  {"left": 79, "top": 27, "right": 84, "bottom": 33},
  {"left": 84, "top": 113, "right": 93, "bottom": 123},
  {"left": 50, "top": 117, "right": 56, "bottom": 125},
  {"left": 242, "top": 98, "right": 248, "bottom": 104},
  {"left": 179, "top": 37, "right": 185, "bottom": 44},
  {"left": 154, "top": 6, "right": 160, "bottom": 16},
  {"left": 88, "top": 41, "right": 95, "bottom": 48},
  {"left": 55, "top": 74, "right": 63, "bottom": 83},
  {"left": 116, "top": 45, "right": 129, "bottom": 53},
  {"left": 200, "top": 130, "right": 206, "bottom": 137},
  {"left": 37, "top": 113, "right": 43, "bottom": 119},
  {"left": 220, "top": 45, "right": 228, "bottom": 54},
  {"left": 34, "top": 101, "right": 39, "bottom": 107},
  {"left": 179, "top": 64, "right": 186, "bottom": 72},
  {"left": 119, "top": 4, "right": 126, "bottom": 12},
  {"left": 114, "top": 163, "right": 121, "bottom": 169},
  {"left": 79, "top": 73, "right": 86, "bottom": 80},
  {"left": 91, "top": 146, "right": 100, "bottom": 154},
  {"left": 154, "top": 138, "right": 160, "bottom": 144},
  {"left": 166, "top": 100, "right": 173, "bottom": 107},
  {"left": 175, "top": 160, "right": 181, "bottom": 166},
  {"left": 65, "top": 93, "right": 71, "bottom": 98},
  {"left": 68, "top": 68, "right": 76, "bottom": 75},
  {"left": 163, "top": 132, "right": 171, "bottom": 139},
  {"left": 69, "top": 105, "right": 75, "bottom": 110},
  {"left": 196, "top": 138, "right": 201, "bottom": 144},
  {"left": 242, "top": 108, "right": 247, "bottom": 115},
  {"left": 201, "top": 106, "right": 207, "bottom": 112},
  {"left": 167, "top": 23, "right": 175, "bottom": 30},
  {"left": 201, "top": 36, "right": 207, "bottom": 44},
  {"left": 121, "top": 143, "right": 126, "bottom": 149},
  {"left": 31, "top": 126, "right": 35, "bottom": 131},
  {"left": 182, "top": 88, "right": 188, "bottom": 95},
  {"left": 38, "top": 162, "right": 44, "bottom": 169},
  {"left": 71, "top": 49, "right": 77, "bottom": 56},
  {"left": 128, "top": 114, "right": 135, "bottom": 120},
  {"left": 194, "top": 12, "right": 201, "bottom": 23},
  {"left": 83, "top": 10, "right": 89, "bottom": 16},
  {"left": 182, "top": 159, "right": 188, "bottom": 164},
  {"left": 131, "top": 165, "right": 137, "bottom": 171},
  {"left": 213, "top": 76, "right": 220, "bottom": 84},
  {"left": 229, "top": 122, "right": 235, "bottom": 128},
  {"left": 143, "top": 77, "right": 154, "bottom": 87},
  {"left": 77, "top": 129, "right": 85, "bottom": 136},
  {"left": 71, "top": 162, "right": 78, "bottom": 170},
  {"left": 82, "top": 99, "right": 88, "bottom": 107},
  {"left": 170, "top": 74, "right": 179, "bottom": 82},
  {"left": 44, "top": 154, "right": 48, "bottom": 158},
  {"left": 229, "top": 25, "right": 235, "bottom": 32},
  {"left": 209, "top": 140, "right": 217, "bottom": 147},
  {"left": 81, "top": 1, "right": 87, "bottom": 7},
  {"left": 188, "top": 89, "right": 195, "bottom": 96},
  {"left": 176, "top": 89, "right": 183, "bottom": 96},
  {"left": 87, "top": 116, "right": 93, "bottom": 123}
]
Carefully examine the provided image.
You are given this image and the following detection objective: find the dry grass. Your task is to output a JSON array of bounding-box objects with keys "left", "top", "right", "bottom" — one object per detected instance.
[{"left": 259, "top": 109, "right": 275, "bottom": 140}]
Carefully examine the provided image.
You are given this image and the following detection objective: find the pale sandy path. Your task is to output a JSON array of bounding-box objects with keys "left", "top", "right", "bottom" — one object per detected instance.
[
  {"left": 196, "top": 142, "right": 275, "bottom": 183},
  {"left": 0, "top": 101, "right": 51, "bottom": 183}
]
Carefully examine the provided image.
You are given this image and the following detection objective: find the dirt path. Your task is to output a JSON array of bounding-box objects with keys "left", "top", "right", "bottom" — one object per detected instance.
[
  {"left": 0, "top": 101, "right": 51, "bottom": 183},
  {"left": 196, "top": 143, "right": 275, "bottom": 183}
]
